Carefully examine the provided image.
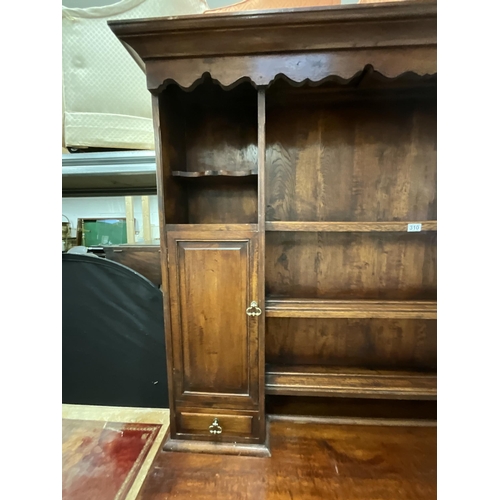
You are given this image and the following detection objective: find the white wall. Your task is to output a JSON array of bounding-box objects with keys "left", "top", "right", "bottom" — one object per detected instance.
[{"left": 62, "top": 195, "right": 161, "bottom": 245}]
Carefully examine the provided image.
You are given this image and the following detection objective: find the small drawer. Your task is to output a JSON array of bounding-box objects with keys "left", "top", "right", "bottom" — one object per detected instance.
[{"left": 178, "top": 410, "right": 255, "bottom": 438}]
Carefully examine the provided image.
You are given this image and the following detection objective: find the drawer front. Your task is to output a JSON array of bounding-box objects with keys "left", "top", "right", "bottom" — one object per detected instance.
[{"left": 176, "top": 409, "right": 259, "bottom": 440}]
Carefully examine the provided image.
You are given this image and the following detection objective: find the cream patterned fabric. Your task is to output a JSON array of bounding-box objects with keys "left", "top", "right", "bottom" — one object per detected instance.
[{"left": 62, "top": 0, "right": 208, "bottom": 150}]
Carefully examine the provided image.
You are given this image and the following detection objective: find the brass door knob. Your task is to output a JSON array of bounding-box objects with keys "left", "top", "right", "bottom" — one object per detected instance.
[
  {"left": 246, "top": 301, "right": 262, "bottom": 317},
  {"left": 209, "top": 418, "right": 222, "bottom": 435}
]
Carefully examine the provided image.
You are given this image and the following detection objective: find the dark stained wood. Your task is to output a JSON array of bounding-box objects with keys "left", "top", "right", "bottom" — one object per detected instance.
[
  {"left": 155, "top": 89, "right": 189, "bottom": 225},
  {"left": 138, "top": 419, "right": 437, "bottom": 499},
  {"left": 270, "top": 414, "right": 436, "bottom": 427},
  {"left": 179, "top": 411, "right": 254, "bottom": 435},
  {"left": 169, "top": 49, "right": 433, "bottom": 93},
  {"left": 159, "top": 80, "right": 259, "bottom": 225},
  {"left": 178, "top": 79, "right": 258, "bottom": 174},
  {"left": 163, "top": 429, "right": 271, "bottom": 457},
  {"left": 103, "top": 246, "right": 161, "bottom": 287},
  {"left": 266, "top": 71, "right": 437, "bottom": 106},
  {"left": 166, "top": 223, "right": 258, "bottom": 232},
  {"left": 151, "top": 95, "right": 178, "bottom": 419},
  {"left": 266, "top": 97, "right": 436, "bottom": 223},
  {"left": 165, "top": 229, "right": 266, "bottom": 446},
  {"left": 266, "top": 365, "right": 437, "bottom": 399},
  {"left": 166, "top": 230, "right": 260, "bottom": 411},
  {"left": 172, "top": 169, "right": 257, "bottom": 177},
  {"left": 265, "top": 299, "right": 437, "bottom": 319},
  {"left": 266, "top": 231, "right": 437, "bottom": 300},
  {"left": 187, "top": 177, "right": 258, "bottom": 224},
  {"left": 256, "top": 90, "right": 267, "bottom": 441},
  {"left": 266, "top": 395, "right": 437, "bottom": 422},
  {"left": 145, "top": 48, "right": 437, "bottom": 93},
  {"left": 266, "top": 221, "right": 437, "bottom": 231},
  {"left": 108, "top": 2, "right": 437, "bottom": 92},
  {"left": 265, "top": 317, "right": 437, "bottom": 370},
  {"left": 167, "top": 407, "right": 265, "bottom": 446},
  {"left": 110, "top": 1, "right": 437, "bottom": 453}
]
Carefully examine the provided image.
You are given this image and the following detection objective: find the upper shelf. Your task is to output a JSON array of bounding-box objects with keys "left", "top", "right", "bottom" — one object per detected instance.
[
  {"left": 265, "top": 221, "right": 437, "bottom": 232},
  {"left": 172, "top": 169, "right": 257, "bottom": 178}
]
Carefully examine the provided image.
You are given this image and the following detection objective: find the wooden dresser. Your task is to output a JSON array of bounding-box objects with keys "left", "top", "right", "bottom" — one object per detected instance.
[{"left": 109, "top": 0, "right": 437, "bottom": 456}]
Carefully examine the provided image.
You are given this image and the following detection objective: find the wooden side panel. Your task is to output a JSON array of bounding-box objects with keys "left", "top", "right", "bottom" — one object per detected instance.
[
  {"left": 256, "top": 90, "right": 267, "bottom": 440},
  {"left": 167, "top": 230, "right": 260, "bottom": 409},
  {"left": 103, "top": 246, "right": 161, "bottom": 287},
  {"left": 266, "top": 98, "right": 436, "bottom": 222},
  {"left": 152, "top": 94, "right": 178, "bottom": 425},
  {"left": 265, "top": 231, "right": 436, "bottom": 300},
  {"left": 266, "top": 317, "right": 437, "bottom": 371},
  {"left": 157, "top": 87, "right": 189, "bottom": 225}
]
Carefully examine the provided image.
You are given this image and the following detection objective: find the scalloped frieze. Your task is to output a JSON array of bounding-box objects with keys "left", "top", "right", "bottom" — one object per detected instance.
[{"left": 146, "top": 48, "right": 436, "bottom": 94}]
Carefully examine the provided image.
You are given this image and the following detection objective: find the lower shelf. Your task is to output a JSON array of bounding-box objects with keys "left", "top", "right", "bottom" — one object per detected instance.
[{"left": 265, "top": 365, "right": 437, "bottom": 400}]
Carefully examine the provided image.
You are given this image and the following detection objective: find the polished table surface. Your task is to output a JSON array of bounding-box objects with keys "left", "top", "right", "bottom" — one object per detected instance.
[{"left": 138, "top": 417, "right": 437, "bottom": 500}]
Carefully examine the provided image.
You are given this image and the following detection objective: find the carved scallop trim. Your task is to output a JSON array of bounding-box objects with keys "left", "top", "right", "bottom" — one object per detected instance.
[
  {"left": 151, "top": 63, "right": 436, "bottom": 94},
  {"left": 155, "top": 75, "right": 255, "bottom": 94}
]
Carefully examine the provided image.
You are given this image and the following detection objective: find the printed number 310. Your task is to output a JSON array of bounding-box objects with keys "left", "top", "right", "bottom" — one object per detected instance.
[{"left": 407, "top": 223, "right": 422, "bottom": 232}]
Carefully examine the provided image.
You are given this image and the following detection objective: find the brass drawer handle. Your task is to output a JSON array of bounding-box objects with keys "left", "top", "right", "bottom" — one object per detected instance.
[
  {"left": 246, "top": 301, "right": 262, "bottom": 317},
  {"left": 209, "top": 418, "right": 222, "bottom": 435}
]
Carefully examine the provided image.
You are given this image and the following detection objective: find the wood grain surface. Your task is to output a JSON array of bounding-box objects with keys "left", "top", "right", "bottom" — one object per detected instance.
[
  {"left": 266, "top": 98, "right": 436, "bottom": 223},
  {"left": 138, "top": 419, "right": 437, "bottom": 499},
  {"left": 265, "top": 299, "right": 437, "bottom": 319},
  {"left": 266, "top": 231, "right": 437, "bottom": 300},
  {"left": 265, "top": 317, "right": 436, "bottom": 370},
  {"left": 265, "top": 365, "right": 437, "bottom": 399}
]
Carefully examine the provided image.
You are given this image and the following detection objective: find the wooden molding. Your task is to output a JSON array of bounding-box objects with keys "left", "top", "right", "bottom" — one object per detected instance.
[
  {"left": 265, "top": 299, "right": 437, "bottom": 319},
  {"left": 163, "top": 430, "right": 271, "bottom": 457},
  {"left": 172, "top": 169, "right": 258, "bottom": 177},
  {"left": 265, "top": 221, "right": 437, "bottom": 232},
  {"left": 108, "top": 2, "right": 436, "bottom": 92},
  {"left": 265, "top": 365, "right": 437, "bottom": 400}
]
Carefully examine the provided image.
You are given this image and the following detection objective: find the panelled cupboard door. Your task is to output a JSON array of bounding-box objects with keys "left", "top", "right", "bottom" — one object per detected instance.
[{"left": 166, "top": 230, "right": 261, "bottom": 410}]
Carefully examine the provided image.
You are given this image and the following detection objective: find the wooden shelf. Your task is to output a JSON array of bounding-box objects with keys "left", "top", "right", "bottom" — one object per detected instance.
[
  {"left": 166, "top": 223, "right": 258, "bottom": 232},
  {"left": 265, "top": 221, "right": 437, "bottom": 232},
  {"left": 265, "top": 299, "right": 437, "bottom": 319},
  {"left": 172, "top": 169, "right": 258, "bottom": 178},
  {"left": 265, "top": 365, "right": 437, "bottom": 400}
]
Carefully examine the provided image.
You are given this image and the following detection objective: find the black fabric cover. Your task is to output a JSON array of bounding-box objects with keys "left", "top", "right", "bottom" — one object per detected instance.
[{"left": 62, "top": 253, "right": 168, "bottom": 408}]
